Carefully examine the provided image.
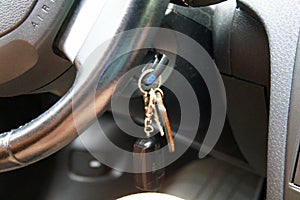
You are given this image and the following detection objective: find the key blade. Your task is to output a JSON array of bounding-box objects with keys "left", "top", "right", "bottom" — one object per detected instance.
[
  {"left": 156, "top": 92, "right": 175, "bottom": 153},
  {"left": 153, "top": 107, "right": 165, "bottom": 136}
]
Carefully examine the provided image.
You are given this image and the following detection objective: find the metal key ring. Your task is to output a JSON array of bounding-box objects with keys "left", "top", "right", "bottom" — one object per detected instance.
[{"left": 138, "top": 69, "right": 162, "bottom": 95}]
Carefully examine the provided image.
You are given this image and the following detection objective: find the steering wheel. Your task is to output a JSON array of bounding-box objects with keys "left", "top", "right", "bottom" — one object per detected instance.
[{"left": 0, "top": 0, "right": 169, "bottom": 172}]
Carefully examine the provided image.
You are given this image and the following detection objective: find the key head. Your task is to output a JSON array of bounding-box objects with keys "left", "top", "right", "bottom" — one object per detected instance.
[{"left": 133, "top": 136, "right": 165, "bottom": 191}]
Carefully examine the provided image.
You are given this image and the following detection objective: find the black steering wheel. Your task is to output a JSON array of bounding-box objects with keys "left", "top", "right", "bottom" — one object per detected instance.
[{"left": 0, "top": 0, "right": 169, "bottom": 172}]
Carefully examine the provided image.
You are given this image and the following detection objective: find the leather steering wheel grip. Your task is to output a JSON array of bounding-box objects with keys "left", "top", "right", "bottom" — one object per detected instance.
[{"left": 0, "top": 0, "right": 170, "bottom": 172}]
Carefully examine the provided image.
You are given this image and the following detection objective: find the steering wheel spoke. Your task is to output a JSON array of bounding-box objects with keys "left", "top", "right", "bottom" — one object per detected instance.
[{"left": 0, "top": 0, "right": 170, "bottom": 172}]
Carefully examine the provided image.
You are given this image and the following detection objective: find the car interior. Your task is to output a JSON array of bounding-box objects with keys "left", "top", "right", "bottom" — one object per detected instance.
[{"left": 0, "top": 0, "right": 299, "bottom": 199}]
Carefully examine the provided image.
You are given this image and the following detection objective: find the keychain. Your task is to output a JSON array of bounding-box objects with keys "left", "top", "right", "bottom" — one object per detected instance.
[
  {"left": 138, "top": 69, "right": 175, "bottom": 152},
  {"left": 133, "top": 54, "right": 175, "bottom": 192}
]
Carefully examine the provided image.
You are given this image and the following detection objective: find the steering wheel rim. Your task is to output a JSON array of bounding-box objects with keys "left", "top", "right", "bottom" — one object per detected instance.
[{"left": 0, "top": 0, "right": 170, "bottom": 172}]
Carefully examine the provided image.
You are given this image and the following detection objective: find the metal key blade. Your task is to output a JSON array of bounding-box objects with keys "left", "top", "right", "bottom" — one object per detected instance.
[
  {"left": 149, "top": 88, "right": 165, "bottom": 136},
  {"left": 155, "top": 91, "right": 175, "bottom": 153},
  {"left": 153, "top": 106, "right": 165, "bottom": 136}
]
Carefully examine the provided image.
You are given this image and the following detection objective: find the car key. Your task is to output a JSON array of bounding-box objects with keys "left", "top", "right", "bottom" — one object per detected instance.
[
  {"left": 155, "top": 89, "right": 175, "bottom": 153},
  {"left": 134, "top": 67, "right": 167, "bottom": 192},
  {"left": 138, "top": 67, "right": 175, "bottom": 152}
]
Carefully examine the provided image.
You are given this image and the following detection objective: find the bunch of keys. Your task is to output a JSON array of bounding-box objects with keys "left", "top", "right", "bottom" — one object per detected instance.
[
  {"left": 138, "top": 69, "right": 175, "bottom": 153},
  {"left": 133, "top": 54, "right": 174, "bottom": 192}
]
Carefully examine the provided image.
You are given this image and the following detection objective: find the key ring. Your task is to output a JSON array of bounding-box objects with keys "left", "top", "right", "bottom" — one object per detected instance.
[{"left": 138, "top": 69, "right": 162, "bottom": 95}]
